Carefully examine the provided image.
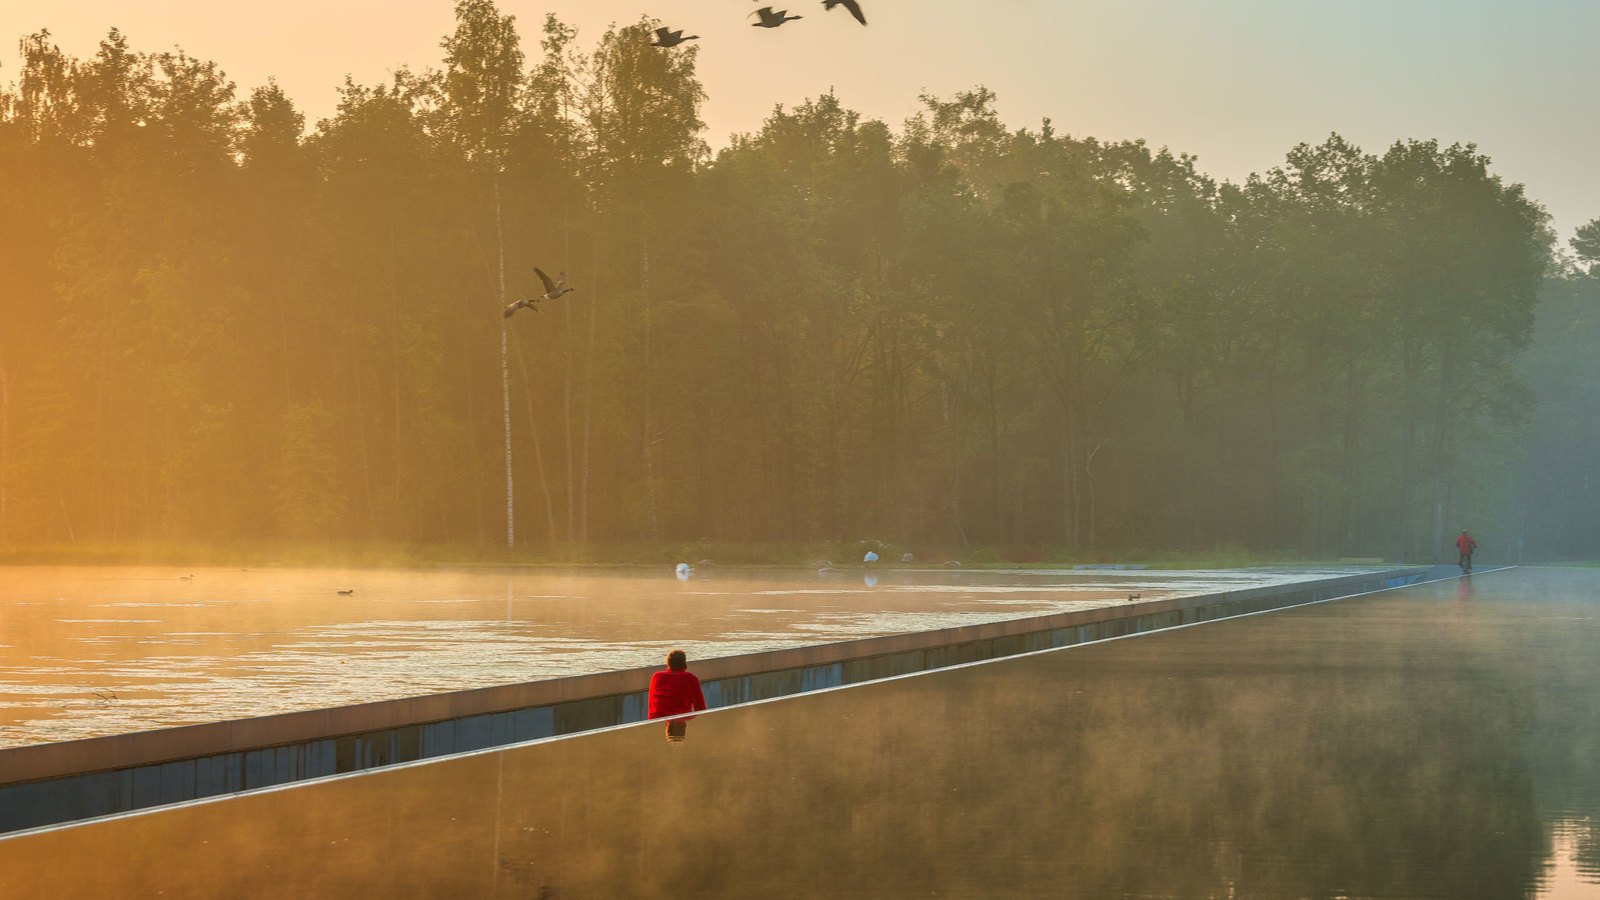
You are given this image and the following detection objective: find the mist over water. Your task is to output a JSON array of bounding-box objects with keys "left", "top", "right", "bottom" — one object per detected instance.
[
  {"left": 3, "top": 4, "right": 1598, "bottom": 896},
  {"left": 0, "top": 563, "right": 1380, "bottom": 747},
  {"left": 3, "top": 568, "right": 1598, "bottom": 898}
]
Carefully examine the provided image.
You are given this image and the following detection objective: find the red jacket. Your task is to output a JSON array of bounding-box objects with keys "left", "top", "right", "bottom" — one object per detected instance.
[
  {"left": 1456, "top": 533, "right": 1477, "bottom": 554},
  {"left": 648, "top": 668, "right": 707, "bottom": 718}
]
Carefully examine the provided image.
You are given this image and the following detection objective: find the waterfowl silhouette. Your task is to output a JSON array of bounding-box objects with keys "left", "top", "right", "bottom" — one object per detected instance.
[
  {"left": 823, "top": 0, "right": 866, "bottom": 25},
  {"left": 504, "top": 268, "right": 576, "bottom": 317},
  {"left": 337, "top": 589, "right": 354, "bottom": 596},
  {"left": 751, "top": 7, "right": 802, "bottom": 27},
  {"left": 650, "top": 27, "right": 699, "bottom": 47}
]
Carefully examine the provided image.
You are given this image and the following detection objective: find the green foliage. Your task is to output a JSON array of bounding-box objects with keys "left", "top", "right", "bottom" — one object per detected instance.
[
  {"left": 1508, "top": 274, "right": 1600, "bottom": 560},
  {"left": 1573, "top": 218, "right": 1600, "bottom": 274},
  {"left": 0, "top": 8, "right": 1567, "bottom": 566},
  {"left": 273, "top": 402, "right": 349, "bottom": 539},
  {"left": 439, "top": 0, "right": 524, "bottom": 162}
]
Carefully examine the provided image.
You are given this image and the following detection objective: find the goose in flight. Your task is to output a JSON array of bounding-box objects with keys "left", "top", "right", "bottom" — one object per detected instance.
[
  {"left": 504, "top": 268, "right": 576, "bottom": 317},
  {"left": 823, "top": 0, "right": 866, "bottom": 25},
  {"left": 650, "top": 27, "right": 699, "bottom": 47},
  {"left": 751, "top": 7, "right": 802, "bottom": 27}
]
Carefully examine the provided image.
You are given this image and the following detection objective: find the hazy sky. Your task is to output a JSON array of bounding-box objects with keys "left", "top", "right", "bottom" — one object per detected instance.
[{"left": 3, "top": 0, "right": 1597, "bottom": 240}]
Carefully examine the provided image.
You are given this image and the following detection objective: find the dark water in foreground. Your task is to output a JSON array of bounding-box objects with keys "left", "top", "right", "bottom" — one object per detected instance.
[{"left": 2, "top": 567, "right": 1597, "bottom": 898}]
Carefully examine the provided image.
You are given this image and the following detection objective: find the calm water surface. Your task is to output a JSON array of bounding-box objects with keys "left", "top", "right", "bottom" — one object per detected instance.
[
  {"left": 0, "top": 564, "right": 1354, "bottom": 747},
  {"left": 0, "top": 567, "right": 1595, "bottom": 898}
]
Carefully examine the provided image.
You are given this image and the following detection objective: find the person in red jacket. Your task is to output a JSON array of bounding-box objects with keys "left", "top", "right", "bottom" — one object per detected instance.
[
  {"left": 648, "top": 649, "right": 707, "bottom": 720},
  {"left": 1456, "top": 530, "right": 1478, "bottom": 574}
]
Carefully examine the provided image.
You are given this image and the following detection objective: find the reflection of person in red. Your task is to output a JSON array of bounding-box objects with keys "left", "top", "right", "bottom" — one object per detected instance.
[
  {"left": 1455, "top": 530, "right": 1478, "bottom": 574},
  {"left": 648, "top": 649, "right": 707, "bottom": 720}
]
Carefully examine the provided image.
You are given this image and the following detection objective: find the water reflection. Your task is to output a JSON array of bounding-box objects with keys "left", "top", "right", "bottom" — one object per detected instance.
[
  {"left": 0, "top": 564, "right": 1360, "bottom": 747},
  {"left": 1, "top": 569, "right": 1595, "bottom": 898}
]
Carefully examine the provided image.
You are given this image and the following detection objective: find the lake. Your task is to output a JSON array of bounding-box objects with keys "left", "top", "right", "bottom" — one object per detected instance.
[{"left": 0, "top": 563, "right": 1375, "bottom": 747}]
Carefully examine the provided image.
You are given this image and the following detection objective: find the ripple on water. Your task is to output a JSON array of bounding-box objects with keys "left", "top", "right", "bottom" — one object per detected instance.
[{"left": 1, "top": 564, "right": 1349, "bottom": 747}]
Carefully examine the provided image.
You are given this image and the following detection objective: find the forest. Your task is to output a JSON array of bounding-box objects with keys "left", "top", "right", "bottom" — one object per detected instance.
[{"left": 1, "top": 1, "right": 1597, "bottom": 564}]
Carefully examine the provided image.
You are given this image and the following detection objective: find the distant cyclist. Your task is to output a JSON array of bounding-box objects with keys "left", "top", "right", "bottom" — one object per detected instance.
[{"left": 1455, "top": 530, "right": 1478, "bottom": 574}]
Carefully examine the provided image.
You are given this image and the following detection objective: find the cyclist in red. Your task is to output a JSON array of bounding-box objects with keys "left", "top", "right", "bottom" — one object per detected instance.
[{"left": 1455, "top": 531, "right": 1478, "bottom": 573}]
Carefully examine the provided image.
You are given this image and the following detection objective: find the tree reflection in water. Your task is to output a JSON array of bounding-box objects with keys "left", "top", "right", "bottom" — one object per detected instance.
[
  {"left": 488, "top": 576, "right": 1593, "bottom": 899},
  {"left": 2, "top": 571, "right": 1598, "bottom": 900}
]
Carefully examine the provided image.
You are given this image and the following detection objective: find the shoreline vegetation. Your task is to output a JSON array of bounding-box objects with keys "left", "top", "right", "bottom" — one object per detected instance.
[{"left": 4, "top": 5, "right": 1595, "bottom": 566}]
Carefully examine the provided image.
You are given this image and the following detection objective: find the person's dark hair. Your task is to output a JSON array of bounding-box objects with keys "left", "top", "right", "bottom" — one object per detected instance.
[{"left": 667, "top": 649, "right": 687, "bottom": 671}]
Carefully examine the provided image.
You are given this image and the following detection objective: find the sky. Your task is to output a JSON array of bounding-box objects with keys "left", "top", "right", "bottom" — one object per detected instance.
[{"left": 3, "top": 0, "right": 1597, "bottom": 241}]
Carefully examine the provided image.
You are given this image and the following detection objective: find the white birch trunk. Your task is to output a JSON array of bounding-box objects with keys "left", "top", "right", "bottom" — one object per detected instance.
[{"left": 497, "top": 175, "right": 514, "bottom": 546}]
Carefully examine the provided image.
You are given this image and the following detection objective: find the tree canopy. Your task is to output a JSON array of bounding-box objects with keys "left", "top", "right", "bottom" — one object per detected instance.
[{"left": 0, "top": 10, "right": 1582, "bottom": 563}]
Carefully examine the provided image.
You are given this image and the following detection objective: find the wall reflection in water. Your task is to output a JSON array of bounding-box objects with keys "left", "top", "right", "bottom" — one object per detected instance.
[{"left": 2, "top": 568, "right": 1598, "bottom": 899}]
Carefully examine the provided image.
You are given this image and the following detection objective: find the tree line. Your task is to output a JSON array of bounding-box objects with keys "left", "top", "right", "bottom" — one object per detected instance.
[{"left": 1, "top": 1, "right": 1592, "bottom": 562}]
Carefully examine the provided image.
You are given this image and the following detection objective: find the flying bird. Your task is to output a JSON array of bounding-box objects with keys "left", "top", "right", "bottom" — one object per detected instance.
[
  {"left": 504, "top": 268, "right": 576, "bottom": 317},
  {"left": 650, "top": 27, "right": 699, "bottom": 47},
  {"left": 751, "top": 7, "right": 803, "bottom": 27},
  {"left": 823, "top": 0, "right": 867, "bottom": 25}
]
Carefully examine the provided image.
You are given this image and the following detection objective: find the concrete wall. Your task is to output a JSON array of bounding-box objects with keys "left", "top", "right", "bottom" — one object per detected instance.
[{"left": 0, "top": 567, "right": 1428, "bottom": 834}]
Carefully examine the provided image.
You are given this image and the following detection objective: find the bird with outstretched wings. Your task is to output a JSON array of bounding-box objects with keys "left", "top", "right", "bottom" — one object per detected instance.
[
  {"left": 651, "top": 27, "right": 699, "bottom": 47},
  {"left": 504, "top": 268, "right": 576, "bottom": 318},
  {"left": 823, "top": 0, "right": 867, "bottom": 25}
]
